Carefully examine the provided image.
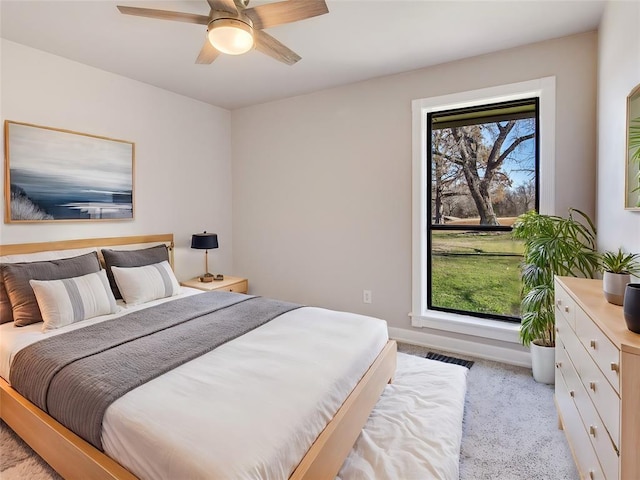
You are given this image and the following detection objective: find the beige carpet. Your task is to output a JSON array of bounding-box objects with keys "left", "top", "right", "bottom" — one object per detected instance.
[
  {"left": 0, "top": 420, "right": 61, "bottom": 480},
  {"left": 399, "top": 344, "right": 578, "bottom": 479},
  {"left": 1, "top": 343, "right": 578, "bottom": 479}
]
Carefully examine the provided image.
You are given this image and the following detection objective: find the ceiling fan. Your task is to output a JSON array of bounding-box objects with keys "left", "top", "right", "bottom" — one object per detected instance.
[{"left": 117, "top": 0, "right": 329, "bottom": 65}]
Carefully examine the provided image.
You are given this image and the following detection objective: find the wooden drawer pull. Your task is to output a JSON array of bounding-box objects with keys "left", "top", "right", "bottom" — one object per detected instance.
[
  {"left": 564, "top": 306, "right": 569, "bottom": 313},
  {"left": 555, "top": 362, "right": 562, "bottom": 369},
  {"left": 589, "top": 471, "right": 594, "bottom": 480},
  {"left": 569, "top": 390, "right": 575, "bottom": 397},
  {"left": 590, "top": 339, "right": 596, "bottom": 349},
  {"left": 611, "top": 362, "right": 619, "bottom": 372},
  {"left": 589, "top": 381, "right": 596, "bottom": 392},
  {"left": 589, "top": 425, "right": 596, "bottom": 437},
  {"left": 557, "top": 299, "right": 562, "bottom": 306}
]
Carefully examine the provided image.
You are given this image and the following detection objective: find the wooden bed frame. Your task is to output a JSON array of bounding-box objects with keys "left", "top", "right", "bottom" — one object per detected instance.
[{"left": 0, "top": 234, "right": 397, "bottom": 480}]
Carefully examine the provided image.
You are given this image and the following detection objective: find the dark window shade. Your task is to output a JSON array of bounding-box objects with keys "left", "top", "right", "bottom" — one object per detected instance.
[{"left": 431, "top": 99, "right": 536, "bottom": 129}]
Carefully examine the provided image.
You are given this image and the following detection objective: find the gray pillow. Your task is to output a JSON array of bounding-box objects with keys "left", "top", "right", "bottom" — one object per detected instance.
[
  {"left": 2, "top": 252, "right": 102, "bottom": 327},
  {"left": 102, "top": 245, "right": 169, "bottom": 299},
  {"left": 1, "top": 281, "right": 13, "bottom": 324}
]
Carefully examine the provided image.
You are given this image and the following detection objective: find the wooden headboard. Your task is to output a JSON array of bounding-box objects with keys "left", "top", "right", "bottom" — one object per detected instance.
[{"left": 0, "top": 234, "right": 175, "bottom": 268}]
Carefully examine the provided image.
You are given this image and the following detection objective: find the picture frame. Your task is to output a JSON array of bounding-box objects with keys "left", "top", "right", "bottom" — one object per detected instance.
[
  {"left": 625, "top": 83, "right": 640, "bottom": 210},
  {"left": 4, "top": 121, "right": 134, "bottom": 222}
]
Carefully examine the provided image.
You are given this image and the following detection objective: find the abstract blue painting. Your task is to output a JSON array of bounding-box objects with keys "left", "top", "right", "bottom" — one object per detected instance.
[{"left": 5, "top": 121, "right": 134, "bottom": 222}]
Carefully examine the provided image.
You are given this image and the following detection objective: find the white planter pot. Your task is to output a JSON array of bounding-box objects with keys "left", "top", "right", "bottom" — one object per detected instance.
[
  {"left": 603, "top": 271, "right": 631, "bottom": 306},
  {"left": 531, "top": 341, "right": 555, "bottom": 385}
]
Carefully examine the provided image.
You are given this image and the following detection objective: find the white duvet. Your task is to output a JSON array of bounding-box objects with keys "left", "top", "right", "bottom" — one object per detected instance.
[{"left": 0, "top": 288, "right": 389, "bottom": 480}]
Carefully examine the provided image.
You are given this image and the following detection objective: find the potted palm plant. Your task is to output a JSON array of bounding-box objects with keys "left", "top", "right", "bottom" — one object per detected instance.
[
  {"left": 512, "top": 208, "right": 598, "bottom": 384},
  {"left": 600, "top": 248, "right": 640, "bottom": 305}
]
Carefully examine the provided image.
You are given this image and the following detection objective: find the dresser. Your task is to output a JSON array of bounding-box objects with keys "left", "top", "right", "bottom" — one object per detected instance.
[{"left": 555, "top": 276, "right": 640, "bottom": 480}]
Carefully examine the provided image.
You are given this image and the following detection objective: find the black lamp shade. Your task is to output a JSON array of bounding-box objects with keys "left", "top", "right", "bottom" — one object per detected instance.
[{"left": 191, "top": 232, "right": 219, "bottom": 250}]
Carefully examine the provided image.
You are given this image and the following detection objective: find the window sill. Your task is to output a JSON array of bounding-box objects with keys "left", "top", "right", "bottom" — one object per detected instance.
[{"left": 410, "top": 310, "right": 521, "bottom": 344}]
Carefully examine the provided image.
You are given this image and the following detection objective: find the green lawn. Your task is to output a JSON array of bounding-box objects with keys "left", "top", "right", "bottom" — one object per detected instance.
[{"left": 431, "top": 231, "right": 523, "bottom": 317}]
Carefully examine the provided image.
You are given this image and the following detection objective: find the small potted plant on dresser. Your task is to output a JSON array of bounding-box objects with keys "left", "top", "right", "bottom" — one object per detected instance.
[
  {"left": 512, "top": 209, "right": 599, "bottom": 384},
  {"left": 599, "top": 248, "right": 640, "bottom": 306}
]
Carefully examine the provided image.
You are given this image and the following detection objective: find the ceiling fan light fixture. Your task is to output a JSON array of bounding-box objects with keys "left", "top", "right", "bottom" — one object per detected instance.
[{"left": 207, "top": 18, "right": 254, "bottom": 55}]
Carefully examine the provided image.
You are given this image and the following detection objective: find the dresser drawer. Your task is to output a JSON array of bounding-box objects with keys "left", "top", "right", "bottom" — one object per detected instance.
[
  {"left": 556, "top": 281, "right": 577, "bottom": 330},
  {"left": 556, "top": 311, "right": 573, "bottom": 344},
  {"left": 561, "top": 322, "right": 621, "bottom": 449},
  {"left": 572, "top": 375, "right": 620, "bottom": 480},
  {"left": 556, "top": 318, "right": 586, "bottom": 392},
  {"left": 578, "top": 354, "right": 620, "bottom": 450},
  {"left": 557, "top": 351, "right": 618, "bottom": 480},
  {"left": 556, "top": 317, "right": 584, "bottom": 402},
  {"left": 556, "top": 372, "right": 607, "bottom": 480},
  {"left": 575, "top": 308, "right": 620, "bottom": 395},
  {"left": 556, "top": 337, "right": 583, "bottom": 399},
  {"left": 558, "top": 334, "right": 619, "bottom": 480}
]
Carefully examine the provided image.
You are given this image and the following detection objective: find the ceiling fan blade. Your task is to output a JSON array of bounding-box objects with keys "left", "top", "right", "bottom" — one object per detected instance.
[
  {"left": 117, "top": 6, "right": 209, "bottom": 25},
  {"left": 244, "top": 0, "right": 328, "bottom": 30},
  {"left": 206, "top": 0, "right": 237, "bottom": 14},
  {"left": 233, "top": 0, "right": 248, "bottom": 10},
  {"left": 196, "top": 38, "right": 221, "bottom": 64},
  {"left": 254, "top": 30, "right": 301, "bottom": 65}
]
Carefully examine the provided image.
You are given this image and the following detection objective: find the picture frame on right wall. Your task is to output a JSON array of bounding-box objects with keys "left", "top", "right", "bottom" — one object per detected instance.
[{"left": 625, "top": 83, "right": 640, "bottom": 210}]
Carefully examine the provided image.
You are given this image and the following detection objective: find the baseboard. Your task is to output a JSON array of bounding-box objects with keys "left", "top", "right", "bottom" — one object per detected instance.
[{"left": 389, "top": 326, "right": 532, "bottom": 368}]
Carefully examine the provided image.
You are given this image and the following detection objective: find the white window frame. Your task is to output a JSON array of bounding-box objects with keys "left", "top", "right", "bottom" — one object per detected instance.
[{"left": 410, "top": 77, "right": 556, "bottom": 343}]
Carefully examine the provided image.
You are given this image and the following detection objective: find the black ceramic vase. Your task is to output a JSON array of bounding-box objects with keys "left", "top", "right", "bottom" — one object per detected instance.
[{"left": 624, "top": 283, "right": 640, "bottom": 334}]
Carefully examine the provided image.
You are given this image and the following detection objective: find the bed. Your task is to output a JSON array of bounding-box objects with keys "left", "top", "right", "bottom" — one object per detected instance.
[{"left": 0, "top": 234, "right": 397, "bottom": 480}]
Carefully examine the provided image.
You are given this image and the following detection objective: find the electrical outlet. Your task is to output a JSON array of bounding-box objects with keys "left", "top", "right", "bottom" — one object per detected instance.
[{"left": 363, "top": 290, "right": 372, "bottom": 304}]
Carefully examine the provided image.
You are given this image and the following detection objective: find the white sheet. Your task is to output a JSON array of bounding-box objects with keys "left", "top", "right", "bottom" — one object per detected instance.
[
  {"left": 0, "top": 290, "right": 389, "bottom": 480},
  {"left": 338, "top": 353, "right": 468, "bottom": 480}
]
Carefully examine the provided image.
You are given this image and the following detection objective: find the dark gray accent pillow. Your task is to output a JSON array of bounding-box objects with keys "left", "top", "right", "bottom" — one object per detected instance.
[
  {"left": 101, "top": 245, "right": 169, "bottom": 300},
  {"left": 1, "top": 281, "right": 13, "bottom": 324},
  {"left": 2, "top": 252, "right": 102, "bottom": 327}
]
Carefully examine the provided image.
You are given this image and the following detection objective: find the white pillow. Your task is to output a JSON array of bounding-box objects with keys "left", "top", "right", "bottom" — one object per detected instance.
[
  {"left": 111, "top": 261, "right": 180, "bottom": 305},
  {"left": 29, "top": 270, "right": 117, "bottom": 331}
]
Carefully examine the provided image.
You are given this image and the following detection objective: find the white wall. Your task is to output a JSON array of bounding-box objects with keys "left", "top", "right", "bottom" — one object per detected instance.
[
  {"left": 0, "top": 40, "right": 233, "bottom": 281},
  {"left": 232, "top": 32, "right": 598, "bottom": 348},
  {"left": 596, "top": 1, "right": 640, "bottom": 254}
]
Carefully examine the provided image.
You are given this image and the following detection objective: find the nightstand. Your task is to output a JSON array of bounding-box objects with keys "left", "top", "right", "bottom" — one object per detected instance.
[{"left": 181, "top": 276, "right": 248, "bottom": 294}]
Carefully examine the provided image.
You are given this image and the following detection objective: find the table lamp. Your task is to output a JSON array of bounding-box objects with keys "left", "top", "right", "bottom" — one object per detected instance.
[{"left": 191, "top": 231, "right": 222, "bottom": 282}]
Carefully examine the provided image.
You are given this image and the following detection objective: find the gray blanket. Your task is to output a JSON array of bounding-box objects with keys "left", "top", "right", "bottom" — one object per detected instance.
[{"left": 10, "top": 291, "right": 301, "bottom": 450}]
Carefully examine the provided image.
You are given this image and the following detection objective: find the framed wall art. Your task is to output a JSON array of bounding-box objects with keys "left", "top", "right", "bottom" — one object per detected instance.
[
  {"left": 626, "top": 83, "right": 640, "bottom": 210},
  {"left": 4, "top": 121, "right": 134, "bottom": 222}
]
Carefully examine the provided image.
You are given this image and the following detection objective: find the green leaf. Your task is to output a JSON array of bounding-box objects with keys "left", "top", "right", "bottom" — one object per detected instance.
[{"left": 514, "top": 208, "right": 597, "bottom": 347}]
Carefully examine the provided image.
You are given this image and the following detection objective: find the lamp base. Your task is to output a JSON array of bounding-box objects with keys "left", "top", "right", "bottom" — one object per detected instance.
[{"left": 199, "top": 273, "right": 224, "bottom": 282}]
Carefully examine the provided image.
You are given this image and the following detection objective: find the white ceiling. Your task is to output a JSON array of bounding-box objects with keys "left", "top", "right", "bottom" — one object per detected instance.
[{"left": 1, "top": 0, "right": 605, "bottom": 110}]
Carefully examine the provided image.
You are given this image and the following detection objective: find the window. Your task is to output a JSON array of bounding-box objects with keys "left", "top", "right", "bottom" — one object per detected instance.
[
  {"left": 428, "top": 99, "right": 538, "bottom": 322},
  {"left": 411, "top": 77, "right": 556, "bottom": 341}
]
